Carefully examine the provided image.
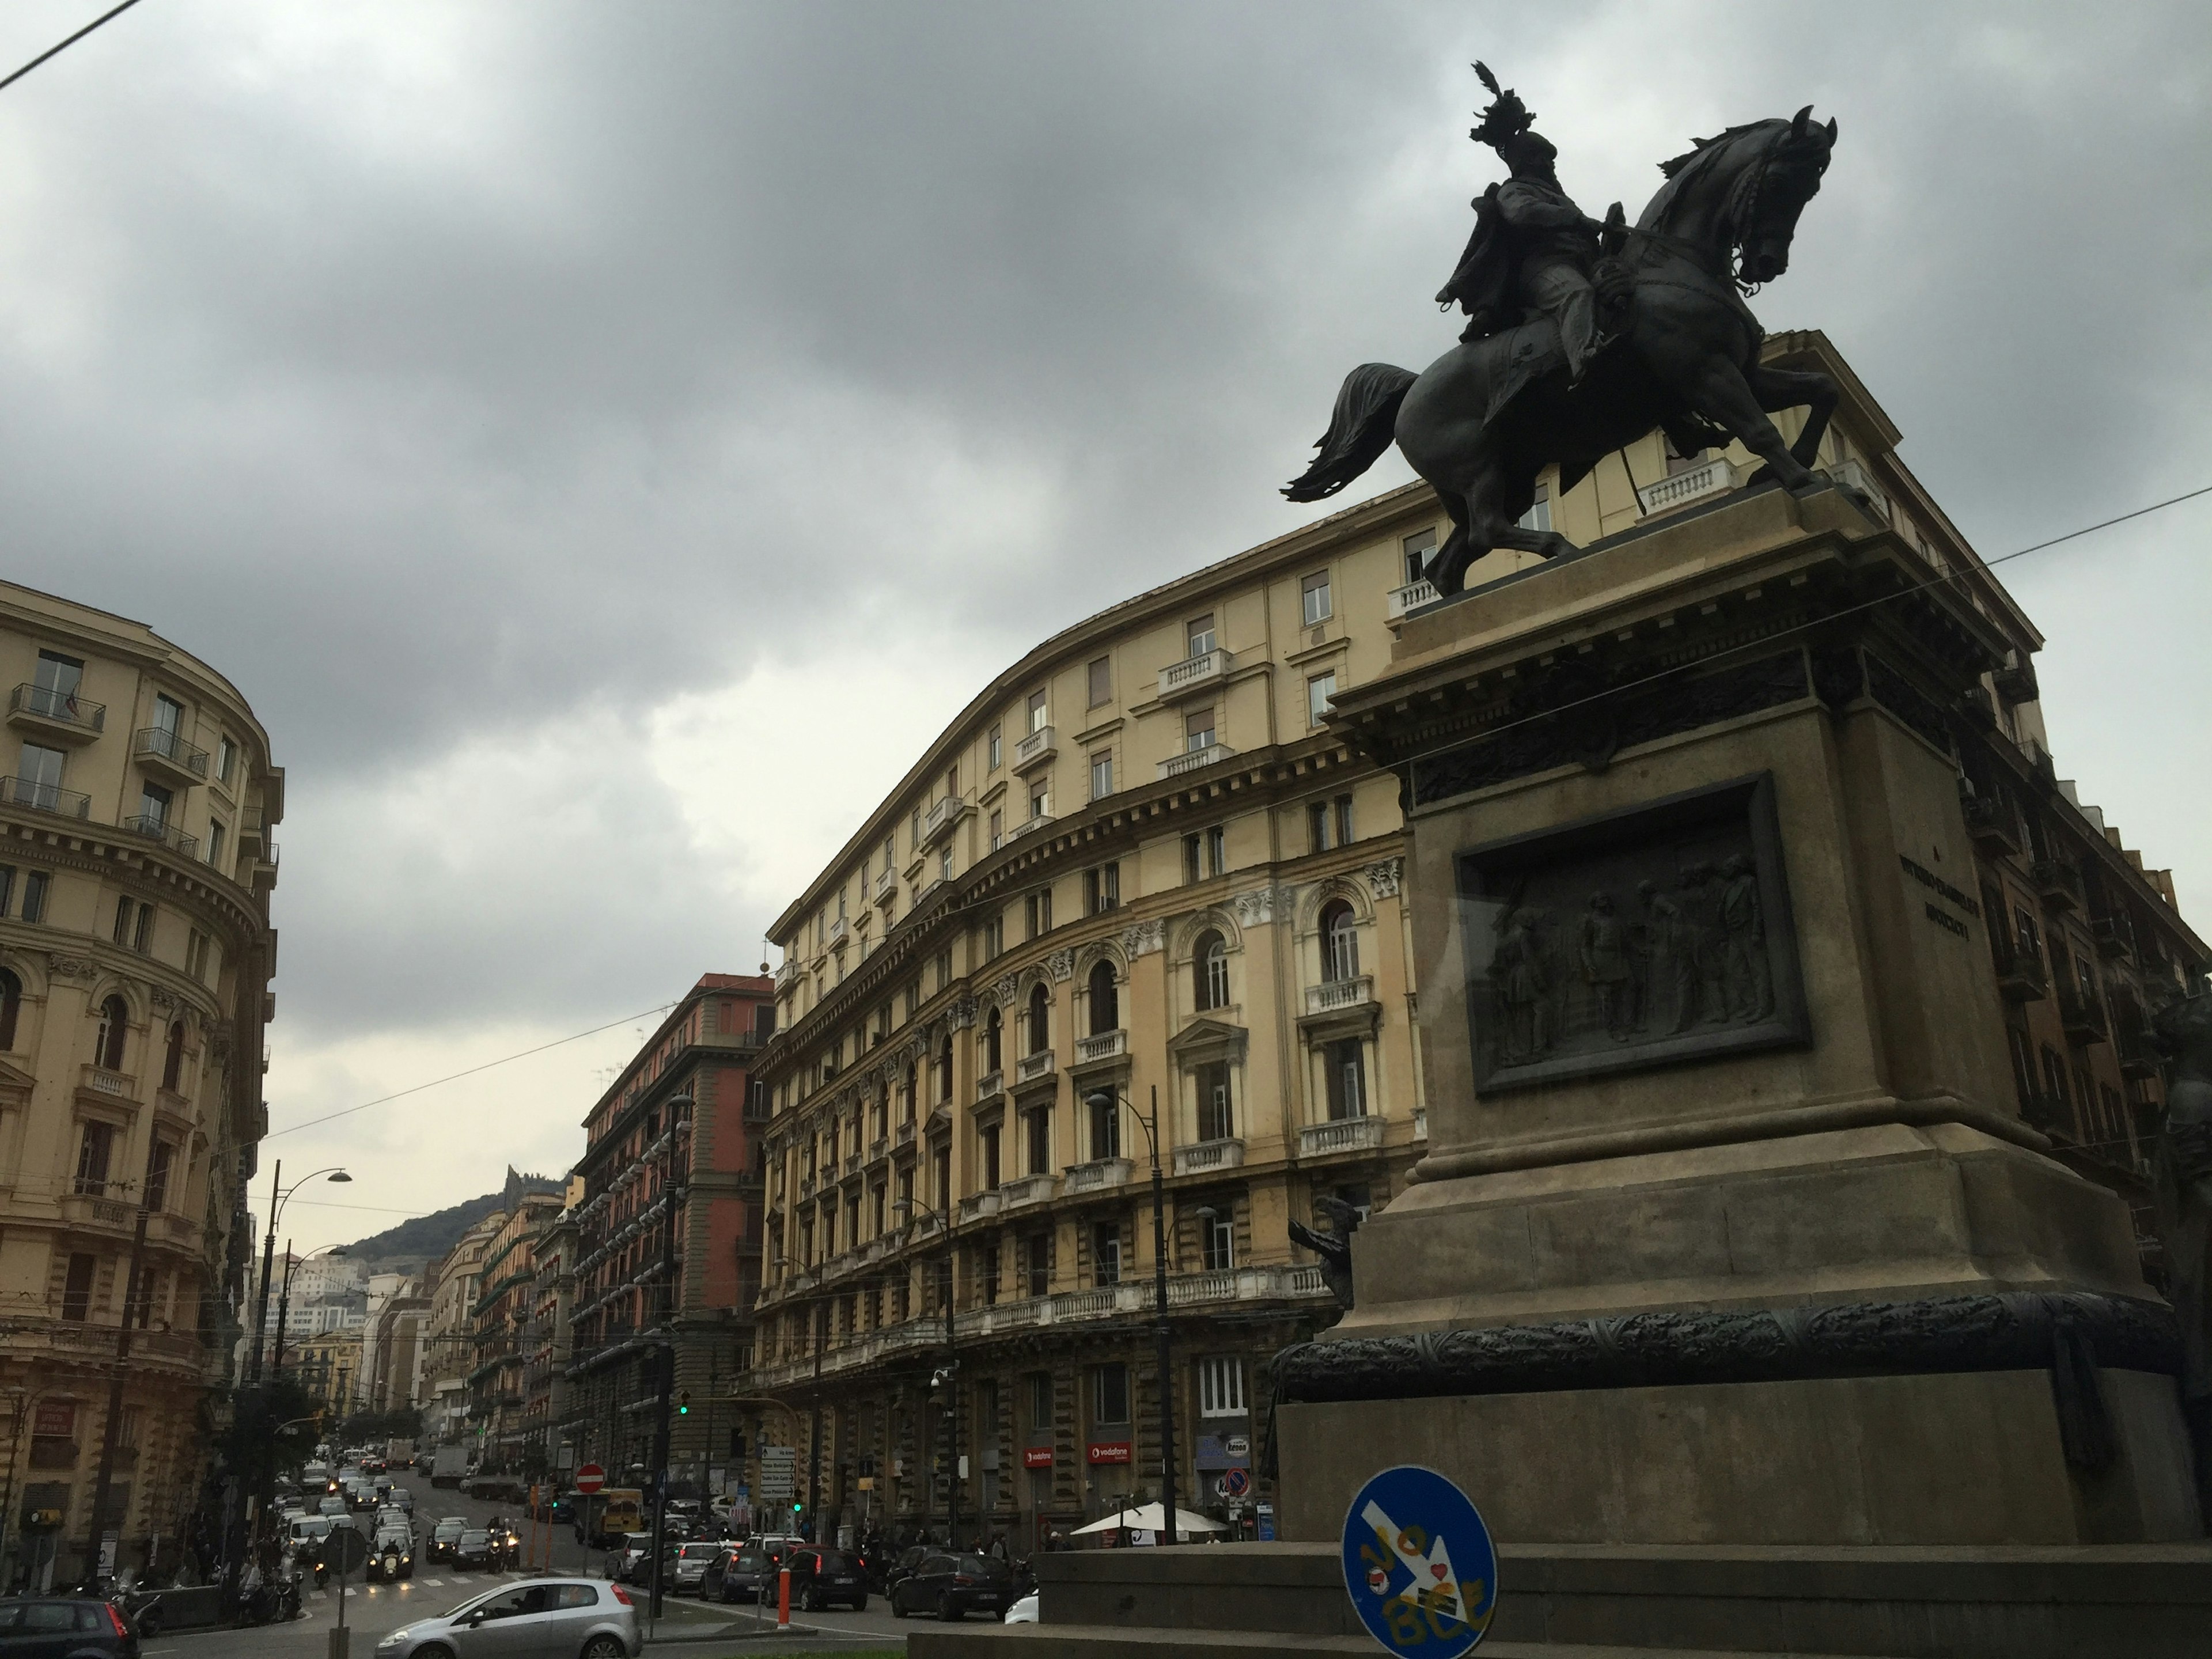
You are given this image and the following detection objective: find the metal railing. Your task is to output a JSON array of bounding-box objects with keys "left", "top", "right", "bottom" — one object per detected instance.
[
  {"left": 9, "top": 682, "right": 104, "bottom": 730},
  {"left": 0, "top": 776, "right": 90, "bottom": 818},
  {"left": 121, "top": 813, "right": 200, "bottom": 858},
  {"left": 135, "top": 725, "right": 209, "bottom": 777}
]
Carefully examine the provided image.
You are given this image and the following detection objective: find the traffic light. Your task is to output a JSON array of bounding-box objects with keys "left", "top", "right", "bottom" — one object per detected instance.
[
  {"left": 790, "top": 1499, "right": 804, "bottom": 1518},
  {"left": 677, "top": 1391, "right": 691, "bottom": 1416}
]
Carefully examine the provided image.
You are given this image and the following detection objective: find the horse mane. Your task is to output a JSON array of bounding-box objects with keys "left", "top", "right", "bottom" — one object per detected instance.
[{"left": 1640, "top": 118, "right": 1789, "bottom": 234}]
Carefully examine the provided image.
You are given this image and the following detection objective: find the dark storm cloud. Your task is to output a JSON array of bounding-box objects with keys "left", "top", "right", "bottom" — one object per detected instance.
[{"left": 0, "top": 1, "right": 2201, "bottom": 1050}]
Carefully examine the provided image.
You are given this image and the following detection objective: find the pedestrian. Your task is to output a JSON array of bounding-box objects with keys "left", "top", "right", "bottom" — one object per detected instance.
[{"left": 989, "top": 1532, "right": 1009, "bottom": 1563}]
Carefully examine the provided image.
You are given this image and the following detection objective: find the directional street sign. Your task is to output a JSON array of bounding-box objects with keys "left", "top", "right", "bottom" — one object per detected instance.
[{"left": 1339, "top": 1465, "right": 1498, "bottom": 1658}]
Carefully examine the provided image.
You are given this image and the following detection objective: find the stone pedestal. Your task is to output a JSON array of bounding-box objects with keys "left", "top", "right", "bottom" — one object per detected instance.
[{"left": 1274, "top": 479, "right": 2199, "bottom": 1549}]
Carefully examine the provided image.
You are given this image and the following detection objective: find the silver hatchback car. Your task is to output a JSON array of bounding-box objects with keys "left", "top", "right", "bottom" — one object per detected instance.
[{"left": 374, "top": 1577, "right": 638, "bottom": 1658}]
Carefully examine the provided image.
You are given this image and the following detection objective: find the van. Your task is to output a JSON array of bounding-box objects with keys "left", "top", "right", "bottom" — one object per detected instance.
[
  {"left": 592, "top": 1488, "right": 644, "bottom": 1544},
  {"left": 289, "top": 1516, "right": 334, "bottom": 1550}
]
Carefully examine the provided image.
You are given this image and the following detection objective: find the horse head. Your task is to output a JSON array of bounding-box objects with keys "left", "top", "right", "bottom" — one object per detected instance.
[
  {"left": 1643, "top": 108, "right": 1837, "bottom": 287},
  {"left": 1739, "top": 106, "right": 1838, "bottom": 285}
]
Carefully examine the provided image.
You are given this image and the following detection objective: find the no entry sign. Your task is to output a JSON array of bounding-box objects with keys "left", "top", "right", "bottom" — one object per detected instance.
[{"left": 574, "top": 1463, "right": 606, "bottom": 1495}]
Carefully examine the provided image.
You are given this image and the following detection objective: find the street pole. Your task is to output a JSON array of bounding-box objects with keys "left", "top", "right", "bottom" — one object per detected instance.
[
  {"left": 272, "top": 1241, "right": 295, "bottom": 1378},
  {"left": 944, "top": 1238, "right": 960, "bottom": 1552},
  {"left": 1147, "top": 1085, "right": 1179, "bottom": 1549},
  {"left": 807, "top": 1308, "right": 823, "bottom": 1533},
  {"left": 0, "top": 1389, "right": 32, "bottom": 1590},
  {"left": 250, "top": 1158, "right": 281, "bottom": 1382},
  {"left": 84, "top": 1200, "right": 150, "bottom": 1586},
  {"left": 646, "top": 1094, "right": 690, "bottom": 1625}
]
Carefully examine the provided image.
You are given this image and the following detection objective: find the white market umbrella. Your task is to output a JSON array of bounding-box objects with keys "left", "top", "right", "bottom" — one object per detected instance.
[{"left": 1071, "top": 1503, "right": 1230, "bottom": 1539}]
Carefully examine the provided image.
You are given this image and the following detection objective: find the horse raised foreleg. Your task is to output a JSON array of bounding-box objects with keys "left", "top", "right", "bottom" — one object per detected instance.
[
  {"left": 1744, "top": 364, "right": 1839, "bottom": 470},
  {"left": 1680, "top": 355, "right": 1823, "bottom": 497}
]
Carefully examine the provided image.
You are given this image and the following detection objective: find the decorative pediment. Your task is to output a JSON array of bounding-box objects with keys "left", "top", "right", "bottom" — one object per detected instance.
[
  {"left": 1167, "top": 1016, "right": 1248, "bottom": 1068},
  {"left": 0, "top": 1055, "right": 36, "bottom": 1099}
]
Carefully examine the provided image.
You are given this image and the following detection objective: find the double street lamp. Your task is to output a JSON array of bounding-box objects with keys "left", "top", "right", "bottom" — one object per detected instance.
[
  {"left": 1084, "top": 1086, "right": 1180, "bottom": 1548},
  {"left": 249, "top": 1162, "right": 350, "bottom": 1382},
  {"left": 890, "top": 1191, "right": 960, "bottom": 1548}
]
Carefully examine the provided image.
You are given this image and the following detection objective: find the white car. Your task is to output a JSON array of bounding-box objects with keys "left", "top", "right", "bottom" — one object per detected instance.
[
  {"left": 374, "top": 1577, "right": 639, "bottom": 1657},
  {"left": 1005, "top": 1590, "right": 1040, "bottom": 1624}
]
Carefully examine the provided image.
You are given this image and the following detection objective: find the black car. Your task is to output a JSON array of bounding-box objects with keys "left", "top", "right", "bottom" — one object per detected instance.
[
  {"left": 427, "top": 1518, "right": 467, "bottom": 1563},
  {"left": 703, "top": 1547, "right": 776, "bottom": 1605},
  {"left": 0, "top": 1597, "right": 139, "bottom": 1655},
  {"left": 453, "top": 1529, "right": 494, "bottom": 1571},
  {"left": 786, "top": 1547, "right": 868, "bottom": 1613},
  {"left": 888, "top": 1551, "right": 1014, "bottom": 1622}
]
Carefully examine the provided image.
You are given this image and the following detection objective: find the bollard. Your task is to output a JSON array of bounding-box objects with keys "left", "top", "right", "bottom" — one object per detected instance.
[
  {"left": 327, "top": 1628, "right": 350, "bottom": 1659},
  {"left": 778, "top": 1565, "right": 791, "bottom": 1630}
]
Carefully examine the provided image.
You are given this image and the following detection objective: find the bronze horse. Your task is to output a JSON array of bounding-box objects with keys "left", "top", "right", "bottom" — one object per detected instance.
[{"left": 1286, "top": 108, "right": 1840, "bottom": 596}]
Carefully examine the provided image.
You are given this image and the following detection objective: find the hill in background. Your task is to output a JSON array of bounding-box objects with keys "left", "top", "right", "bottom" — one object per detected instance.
[{"left": 343, "top": 1166, "right": 563, "bottom": 1274}]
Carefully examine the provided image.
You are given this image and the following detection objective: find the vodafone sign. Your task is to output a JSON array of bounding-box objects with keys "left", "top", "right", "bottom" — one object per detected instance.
[
  {"left": 1022, "top": 1447, "right": 1055, "bottom": 1470},
  {"left": 1086, "top": 1441, "right": 1132, "bottom": 1466}
]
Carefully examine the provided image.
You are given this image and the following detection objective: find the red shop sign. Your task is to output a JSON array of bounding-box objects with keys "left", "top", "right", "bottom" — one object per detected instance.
[
  {"left": 1022, "top": 1446, "right": 1055, "bottom": 1470},
  {"left": 1086, "top": 1441, "right": 1131, "bottom": 1467},
  {"left": 32, "top": 1403, "right": 74, "bottom": 1438}
]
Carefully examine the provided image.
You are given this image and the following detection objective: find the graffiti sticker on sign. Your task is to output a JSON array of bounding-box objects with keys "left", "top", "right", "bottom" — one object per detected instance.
[{"left": 1339, "top": 1465, "right": 1498, "bottom": 1657}]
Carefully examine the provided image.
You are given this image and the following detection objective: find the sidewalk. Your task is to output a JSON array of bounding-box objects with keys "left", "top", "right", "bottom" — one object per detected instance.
[{"left": 642, "top": 1593, "right": 823, "bottom": 1645}]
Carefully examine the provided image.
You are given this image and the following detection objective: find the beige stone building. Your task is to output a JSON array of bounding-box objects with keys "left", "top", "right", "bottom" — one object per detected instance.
[
  {"left": 469, "top": 1190, "right": 563, "bottom": 1466},
  {"left": 746, "top": 332, "right": 2203, "bottom": 1550},
  {"left": 424, "top": 1210, "right": 502, "bottom": 1453},
  {"left": 0, "top": 578, "right": 281, "bottom": 1582}
]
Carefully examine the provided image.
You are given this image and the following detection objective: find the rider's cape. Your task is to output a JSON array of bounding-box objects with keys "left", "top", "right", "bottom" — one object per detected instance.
[{"left": 1435, "top": 183, "right": 1512, "bottom": 332}]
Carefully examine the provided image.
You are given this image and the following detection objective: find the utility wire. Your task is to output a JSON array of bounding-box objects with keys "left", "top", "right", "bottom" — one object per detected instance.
[
  {"left": 266, "top": 1002, "right": 676, "bottom": 1139},
  {"left": 1419, "top": 482, "right": 2212, "bottom": 754},
  {"left": 0, "top": 0, "right": 146, "bottom": 96}
]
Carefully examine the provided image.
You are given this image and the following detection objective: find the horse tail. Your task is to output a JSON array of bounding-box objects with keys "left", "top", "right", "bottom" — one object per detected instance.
[{"left": 1282, "top": 362, "right": 1418, "bottom": 502}]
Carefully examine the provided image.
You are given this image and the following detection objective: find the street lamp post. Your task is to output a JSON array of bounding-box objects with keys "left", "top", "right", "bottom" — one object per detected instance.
[
  {"left": 271, "top": 1244, "right": 349, "bottom": 1383},
  {"left": 646, "top": 1093, "right": 692, "bottom": 1626},
  {"left": 249, "top": 1165, "right": 350, "bottom": 1381},
  {"left": 1085, "top": 1086, "right": 1179, "bottom": 1548},
  {"left": 892, "top": 1191, "right": 959, "bottom": 1549}
]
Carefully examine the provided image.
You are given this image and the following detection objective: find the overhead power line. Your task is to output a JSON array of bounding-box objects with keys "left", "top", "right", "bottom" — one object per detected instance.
[
  {"left": 0, "top": 0, "right": 147, "bottom": 96},
  {"left": 266, "top": 1001, "right": 677, "bottom": 1140}
]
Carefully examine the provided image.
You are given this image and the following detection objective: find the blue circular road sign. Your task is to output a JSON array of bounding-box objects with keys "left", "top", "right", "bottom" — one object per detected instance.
[{"left": 1339, "top": 1465, "right": 1498, "bottom": 1657}]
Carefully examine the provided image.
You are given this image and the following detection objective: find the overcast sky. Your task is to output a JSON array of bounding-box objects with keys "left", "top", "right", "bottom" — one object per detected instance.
[{"left": 2, "top": 2, "right": 2205, "bottom": 1248}]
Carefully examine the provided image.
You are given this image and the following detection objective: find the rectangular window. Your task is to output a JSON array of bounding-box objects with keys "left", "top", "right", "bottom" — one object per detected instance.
[
  {"left": 190, "top": 927, "right": 215, "bottom": 978},
  {"left": 1093, "top": 1224, "right": 1122, "bottom": 1287},
  {"left": 1183, "top": 834, "right": 1202, "bottom": 885},
  {"left": 1028, "top": 1370, "right": 1054, "bottom": 1430},
  {"left": 983, "top": 915, "right": 1003, "bottom": 960},
  {"left": 939, "top": 845, "right": 953, "bottom": 882},
  {"left": 1302, "top": 571, "right": 1333, "bottom": 626},
  {"left": 33, "top": 649, "right": 84, "bottom": 704},
  {"left": 145, "top": 1139, "right": 175, "bottom": 1213},
  {"left": 1517, "top": 484, "right": 1552, "bottom": 534},
  {"left": 1084, "top": 862, "right": 1120, "bottom": 916},
  {"left": 1198, "top": 1356, "right": 1246, "bottom": 1416},
  {"left": 1196, "top": 1063, "right": 1233, "bottom": 1142},
  {"left": 1089, "top": 750, "right": 1113, "bottom": 800},
  {"left": 1087, "top": 656, "right": 1112, "bottom": 707},
  {"left": 1026, "top": 1106, "right": 1050, "bottom": 1176},
  {"left": 113, "top": 896, "right": 135, "bottom": 945},
  {"left": 153, "top": 692, "right": 184, "bottom": 735},
  {"left": 0, "top": 865, "right": 12, "bottom": 916},
  {"left": 1029, "top": 783, "right": 1050, "bottom": 821},
  {"left": 1325, "top": 1039, "right": 1368, "bottom": 1120},
  {"left": 982, "top": 1241, "right": 1001, "bottom": 1305},
  {"left": 138, "top": 782, "right": 172, "bottom": 828},
  {"left": 61, "top": 1252, "right": 97, "bottom": 1322},
  {"left": 217, "top": 735, "right": 237, "bottom": 784},
  {"left": 207, "top": 820, "right": 227, "bottom": 869},
  {"left": 1335, "top": 793, "right": 1355, "bottom": 846},
  {"left": 1089, "top": 1092, "right": 1121, "bottom": 1161},
  {"left": 75, "top": 1120, "right": 115, "bottom": 1196},
  {"left": 1027, "top": 690, "right": 1049, "bottom": 734},
  {"left": 17, "top": 740, "right": 65, "bottom": 802},
  {"left": 1025, "top": 1233, "right": 1052, "bottom": 1299},
  {"left": 1308, "top": 801, "right": 1333, "bottom": 854},
  {"left": 132, "top": 903, "right": 154, "bottom": 953},
  {"left": 1201, "top": 1211, "right": 1235, "bottom": 1272},
  {"left": 988, "top": 726, "right": 1002, "bottom": 770},
  {"left": 1185, "top": 614, "right": 1217, "bottom": 658},
  {"left": 1205, "top": 825, "right": 1225, "bottom": 878},
  {"left": 20, "top": 872, "right": 46, "bottom": 923},
  {"left": 1183, "top": 707, "right": 1217, "bottom": 754},
  {"left": 1094, "top": 1361, "right": 1131, "bottom": 1425},
  {"left": 1402, "top": 528, "right": 1438, "bottom": 586},
  {"left": 982, "top": 1123, "right": 1001, "bottom": 1191},
  {"left": 988, "top": 808, "right": 1003, "bottom": 850},
  {"left": 1307, "top": 671, "right": 1337, "bottom": 728}
]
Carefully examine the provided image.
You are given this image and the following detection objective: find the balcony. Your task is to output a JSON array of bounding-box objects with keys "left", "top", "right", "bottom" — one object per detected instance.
[
  {"left": 7, "top": 683, "right": 105, "bottom": 743},
  {"left": 1002, "top": 811, "right": 1055, "bottom": 847},
  {"left": 1172, "top": 1138, "right": 1244, "bottom": 1177},
  {"left": 134, "top": 726, "right": 209, "bottom": 786},
  {"left": 1963, "top": 793, "right": 2021, "bottom": 857},
  {"left": 1298, "top": 1116, "right": 1386, "bottom": 1158},
  {"left": 81, "top": 1064, "right": 138, "bottom": 1102},
  {"left": 1992, "top": 944, "right": 2047, "bottom": 1003},
  {"left": 1635, "top": 454, "right": 1743, "bottom": 517},
  {"left": 959, "top": 1191, "right": 1005, "bottom": 1223},
  {"left": 798, "top": 1172, "right": 816, "bottom": 1199},
  {"left": 59, "top": 1191, "right": 135, "bottom": 1230},
  {"left": 827, "top": 915, "right": 848, "bottom": 948},
  {"left": 2090, "top": 913, "right": 2135, "bottom": 961},
  {"left": 1015, "top": 1050, "right": 1056, "bottom": 1085},
  {"left": 1158, "top": 646, "right": 1234, "bottom": 702},
  {"left": 1, "top": 777, "right": 90, "bottom": 819},
  {"left": 2057, "top": 990, "right": 2108, "bottom": 1047},
  {"left": 922, "top": 794, "right": 969, "bottom": 844},
  {"left": 1012, "top": 725, "right": 1058, "bottom": 771},
  {"left": 1073, "top": 1031, "right": 1126, "bottom": 1066},
  {"left": 774, "top": 959, "right": 802, "bottom": 993},
  {"left": 1158, "top": 742, "right": 1237, "bottom": 782},
  {"left": 1063, "top": 1157, "right": 1132, "bottom": 1195},
  {"left": 2030, "top": 858, "right": 2082, "bottom": 913},
  {"left": 844, "top": 1150, "right": 863, "bottom": 1177},
  {"left": 869, "top": 1135, "right": 889, "bottom": 1165},
  {"left": 999, "top": 1172, "right": 1058, "bottom": 1210},
  {"left": 1994, "top": 658, "right": 2039, "bottom": 705},
  {"left": 1304, "top": 976, "right": 1375, "bottom": 1016},
  {"left": 1165, "top": 1264, "right": 1332, "bottom": 1308},
  {"left": 873, "top": 868, "right": 898, "bottom": 907},
  {"left": 896, "top": 1120, "right": 916, "bottom": 1147},
  {"left": 1386, "top": 579, "right": 1440, "bottom": 622},
  {"left": 1820, "top": 457, "right": 1892, "bottom": 523},
  {"left": 975, "top": 1070, "right": 1004, "bottom": 1102}
]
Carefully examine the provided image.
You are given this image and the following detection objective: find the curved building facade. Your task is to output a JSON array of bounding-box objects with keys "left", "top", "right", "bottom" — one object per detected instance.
[{"left": 0, "top": 579, "right": 281, "bottom": 1585}]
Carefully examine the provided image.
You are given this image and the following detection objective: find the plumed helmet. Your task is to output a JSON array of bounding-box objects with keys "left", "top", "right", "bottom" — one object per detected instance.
[{"left": 1469, "top": 61, "right": 1536, "bottom": 153}]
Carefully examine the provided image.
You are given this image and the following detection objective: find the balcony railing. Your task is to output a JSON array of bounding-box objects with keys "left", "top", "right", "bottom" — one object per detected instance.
[
  {"left": 1298, "top": 1116, "right": 1386, "bottom": 1158},
  {"left": 2090, "top": 912, "right": 2135, "bottom": 961},
  {"left": 2057, "top": 990, "right": 2108, "bottom": 1047},
  {"left": 1963, "top": 793, "right": 2021, "bottom": 856},
  {"left": 923, "top": 794, "right": 968, "bottom": 843},
  {"left": 896, "top": 1120, "right": 916, "bottom": 1147},
  {"left": 9, "top": 683, "right": 105, "bottom": 736},
  {"left": 1636, "top": 454, "right": 1741, "bottom": 517},
  {"left": 873, "top": 868, "right": 898, "bottom": 906},
  {"left": 976, "top": 1070, "right": 1004, "bottom": 1101},
  {"left": 1, "top": 777, "right": 90, "bottom": 819},
  {"left": 1158, "top": 646, "right": 1234, "bottom": 699},
  {"left": 827, "top": 915, "right": 848, "bottom": 948},
  {"left": 1991, "top": 944, "right": 2047, "bottom": 1003},
  {"left": 1013, "top": 725, "right": 1057, "bottom": 770},
  {"left": 2030, "top": 859, "right": 2082, "bottom": 912},
  {"left": 1385, "top": 579, "right": 1440, "bottom": 621},
  {"left": 1172, "top": 1138, "right": 1244, "bottom": 1177},
  {"left": 959, "top": 1190, "right": 1004, "bottom": 1222},
  {"left": 1074, "top": 1030, "right": 1126, "bottom": 1065},
  {"left": 1015, "top": 1050, "right": 1055, "bottom": 1084},
  {"left": 1158, "top": 742, "right": 1236, "bottom": 781},
  {"left": 135, "top": 726, "right": 209, "bottom": 779},
  {"left": 1063, "top": 1157, "right": 1132, "bottom": 1195},
  {"left": 1821, "top": 457, "right": 1892, "bottom": 522},
  {"left": 1304, "top": 976, "right": 1375, "bottom": 1016},
  {"left": 1002, "top": 812, "right": 1055, "bottom": 846},
  {"left": 999, "top": 1172, "right": 1057, "bottom": 1210}
]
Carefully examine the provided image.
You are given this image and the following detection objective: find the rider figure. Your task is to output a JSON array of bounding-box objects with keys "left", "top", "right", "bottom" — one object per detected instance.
[{"left": 1435, "top": 63, "right": 1611, "bottom": 381}]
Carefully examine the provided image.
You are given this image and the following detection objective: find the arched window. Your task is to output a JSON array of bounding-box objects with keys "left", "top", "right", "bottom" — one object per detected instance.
[
  {"left": 936, "top": 1037, "right": 953, "bottom": 1103},
  {"left": 1193, "top": 931, "right": 1229, "bottom": 1013},
  {"left": 1087, "top": 961, "right": 1119, "bottom": 1035},
  {"left": 161, "top": 1021, "right": 186, "bottom": 1092},
  {"left": 901, "top": 1062, "right": 916, "bottom": 1123},
  {"left": 1027, "top": 984, "right": 1051, "bottom": 1056},
  {"left": 984, "top": 1005, "right": 1002, "bottom": 1074},
  {"left": 0, "top": 968, "right": 19, "bottom": 1051},
  {"left": 94, "top": 995, "right": 128, "bottom": 1071},
  {"left": 1321, "top": 900, "right": 1361, "bottom": 983}
]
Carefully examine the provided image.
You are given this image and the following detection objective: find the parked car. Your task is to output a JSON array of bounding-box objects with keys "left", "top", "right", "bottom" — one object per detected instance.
[
  {"left": 888, "top": 1552, "right": 1017, "bottom": 1622},
  {"left": 1005, "top": 1589, "right": 1040, "bottom": 1624},
  {"left": 611, "top": 1534, "right": 654, "bottom": 1585},
  {"left": 785, "top": 1547, "right": 868, "bottom": 1613},
  {"left": 454, "top": 1529, "right": 495, "bottom": 1571},
  {"left": 368, "top": 1524, "right": 415, "bottom": 1582},
  {"left": 702, "top": 1547, "right": 777, "bottom": 1605},
  {"left": 369, "top": 1577, "right": 637, "bottom": 1658},
  {"left": 880, "top": 1543, "right": 929, "bottom": 1596},
  {"left": 668, "top": 1541, "right": 721, "bottom": 1596},
  {"left": 0, "top": 1597, "right": 139, "bottom": 1656},
  {"left": 428, "top": 1517, "right": 468, "bottom": 1563}
]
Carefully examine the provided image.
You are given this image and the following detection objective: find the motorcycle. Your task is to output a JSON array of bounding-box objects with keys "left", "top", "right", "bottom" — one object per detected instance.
[{"left": 236, "top": 1569, "right": 304, "bottom": 1626}]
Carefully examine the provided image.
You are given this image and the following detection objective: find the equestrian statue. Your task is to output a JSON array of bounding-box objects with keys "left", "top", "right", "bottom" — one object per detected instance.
[{"left": 1285, "top": 64, "right": 1840, "bottom": 597}]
